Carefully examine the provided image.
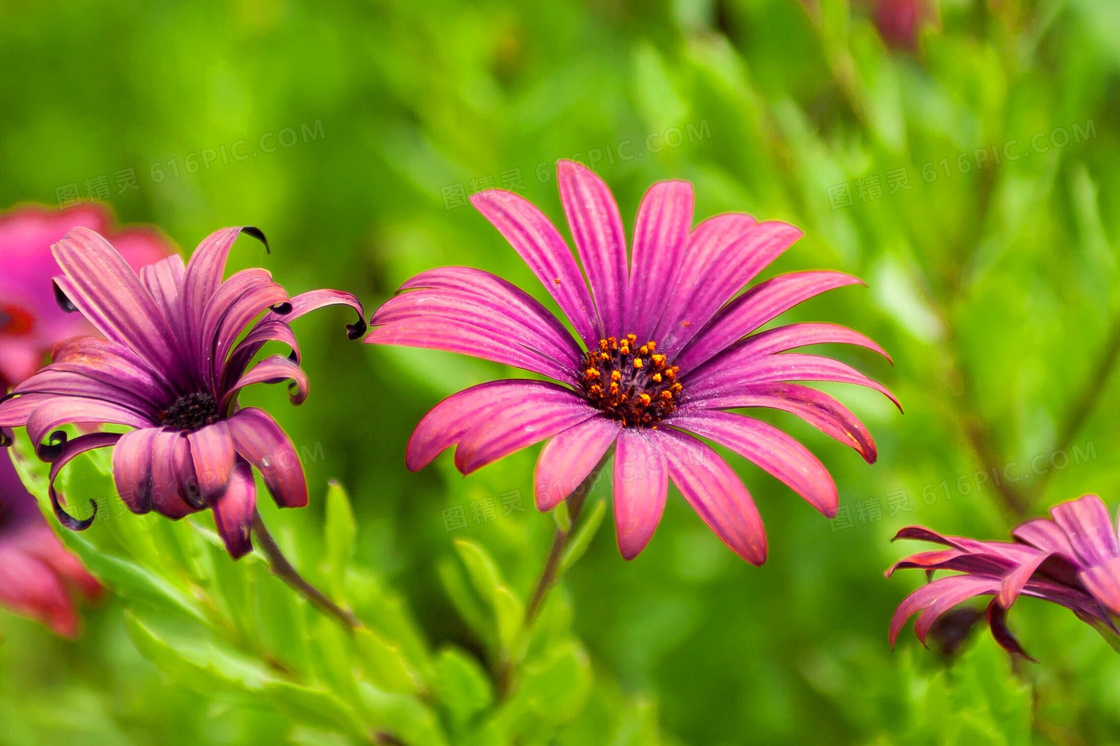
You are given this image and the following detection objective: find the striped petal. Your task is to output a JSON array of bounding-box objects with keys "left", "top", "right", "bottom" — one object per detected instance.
[
  {"left": 46, "top": 432, "right": 121, "bottom": 530},
  {"left": 26, "top": 398, "right": 151, "bottom": 457},
  {"left": 470, "top": 190, "right": 598, "bottom": 344},
  {"left": 1079, "top": 556, "right": 1120, "bottom": 616},
  {"left": 211, "top": 458, "right": 257, "bottom": 559},
  {"left": 227, "top": 407, "right": 307, "bottom": 509},
  {"left": 626, "top": 180, "right": 693, "bottom": 341},
  {"left": 660, "top": 428, "right": 767, "bottom": 565},
  {"left": 220, "top": 355, "right": 309, "bottom": 412},
  {"left": 181, "top": 227, "right": 267, "bottom": 347},
  {"left": 148, "top": 430, "right": 202, "bottom": 518},
  {"left": 1050, "top": 494, "right": 1120, "bottom": 568},
  {"left": 667, "top": 410, "right": 839, "bottom": 517},
  {"left": 112, "top": 427, "right": 161, "bottom": 514},
  {"left": 612, "top": 428, "right": 668, "bottom": 560},
  {"left": 557, "top": 159, "right": 628, "bottom": 337},
  {"left": 187, "top": 421, "right": 236, "bottom": 505},
  {"left": 889, "top": 575, "right": 999, "bottom": 646},
  {"left": 534, "top": 416, "right": 619, "bottom": 511}
]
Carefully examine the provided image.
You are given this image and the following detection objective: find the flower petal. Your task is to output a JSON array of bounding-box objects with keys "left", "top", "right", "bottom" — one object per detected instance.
[
  {"left": 676, "top": 271, "right": 865, "bottom": 373},
  {"left": 686, "top": 382, "right": 877, "bottom": 463},
  {"left": 1079, "top": 556, "right": 1120, "bottom": 616},
  {"left": 667, "top": 410, "right": 839, "bottom": 517},
  {"left": 220, "top": 355, "right": 309, "bottom": 412},
  {"left": 534, "top": 416, "right": 619, "bottom": 511},
  {"left": 27, "top": 398, "right": 151, "bottom": 458},
  {"left": 1012, "top": 518, "right": 1078, "bottom": 560},
  {"left": 149, "top": 430, "right": 202, "bottom": 518},
  {"left": 140, "top": 253, "right": 187, "bottom": 343},
  {"left": 181, "top": 227, "right": 266, "bottom": 345},
  {"left": 0, "top": 543, "right": 82, "bottom": 638},
  {"left": 188, "top": 421, "right": 236, "bottom": 504},
  {"left": 889, "top": 575, "right": 999, "bottom": 646},
  {"left": 986, "top": 600, "right": 1037, "bottom": 662},
  {"left": 112, "top": 427, "right": 160, "bottom": 514},
  {"left": 659, "top": 427, "right": 767, "bottom": 565},
  {"left": 688, "top": 353, "right": 901, "bottom": 412},
  {"left": 703, "top": 322, "right": 892, "bottom": 366},
  {"left": 1050, "top": 494, "right": 1119, "bottom": 568},
  {"left": 557, "top": 159, "right": 628, "bottom": 337},
  {"left": 470, "top": 190, "right": 598, "bottom": 344},
  {"left": 51, "top": 228, "right": 183, "bottom": 376},
  {"left": 210, "top": 458, "right": 257, "bottom": 559},
  {"left": 10, "top": 367, "right": 162, "bottom": 420},
  {"left": 406, "top": 380, "right": 572, "bottom": 471},
  {"left": 660, "top": 221, "right": 804, "bottom": 354},
  {"left": 46, "top": 432, "right": 121, "bottom": 530},
  {"left": 627, "top": 180, "right": 693, "bottom": 341},
  {"left": 222, "top": 319, "right": 301, "bottom": 391},
  {"left": 200, "top": 268, "right": 289, "bottom": 385},
  {"left": 227, "top": 407, "right": 308, "bottom": 508},
  {"left": 281, "top": 289, "right": 366, "bottom": 340},
  {"left": 997, "top": 549, "right": 1053, "bottom": 608},
  {"left": 612, "top": 428, "right": 668, "bottom": 560}
]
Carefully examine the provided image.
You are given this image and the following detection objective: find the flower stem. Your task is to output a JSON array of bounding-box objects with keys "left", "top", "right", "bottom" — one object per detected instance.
[{"left": 252, "top": 511, "right": 361, "bottom": 630}]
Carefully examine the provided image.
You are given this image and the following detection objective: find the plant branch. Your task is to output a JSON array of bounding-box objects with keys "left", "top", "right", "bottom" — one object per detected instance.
[{"left": 252, "top": 511, "right": 362, "bottom": 630}]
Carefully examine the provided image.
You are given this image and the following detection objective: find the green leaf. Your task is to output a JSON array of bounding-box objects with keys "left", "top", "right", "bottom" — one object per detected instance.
[
  {"left": 358, "top": 683, "right": 450, "bottom": 746},
  {"left": 453, "top": 539, "right": 524, "bottom": 654},
  {"left": 355, "top": 628, "right": 419, "bottom": 694},
  {"left": 323, "top": 480, "right": 356, "bottom": 597},
  {"left": 432, "top": 646, "right": 493, "bottom": 723},
  {"left": 559, "top": 498, "right": 606, "bottom": 575}
]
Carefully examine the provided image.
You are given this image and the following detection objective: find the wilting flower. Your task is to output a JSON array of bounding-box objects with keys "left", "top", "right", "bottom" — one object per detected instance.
[
  {"left": 0, "top": 227, "right": 365, "bottom": 558},
  {"left": 889, "top": 494, "right": 1120, "bottom": 659},
  {"left": 0, "top": 204, "right": 173, "bottom": 388},
  {"left": 368, "top": 160, "right": 895, "bottom": 562},
  {"left": 0, "top": 452, "right": 101, "bottom": 637}
]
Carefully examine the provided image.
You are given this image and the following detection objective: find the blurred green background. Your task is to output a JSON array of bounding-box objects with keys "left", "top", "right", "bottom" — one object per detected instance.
[{"left": 3, "top": 0, "right": 1120, "bottom": 743}]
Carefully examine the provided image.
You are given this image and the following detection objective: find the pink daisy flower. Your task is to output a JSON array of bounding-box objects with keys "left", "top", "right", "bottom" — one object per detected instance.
[
  {"left": 889, "top": 494, "right": 1120, "bottom": 659},
  {"left": 367, "top": 160, "right": 897, "bottom": 562}
]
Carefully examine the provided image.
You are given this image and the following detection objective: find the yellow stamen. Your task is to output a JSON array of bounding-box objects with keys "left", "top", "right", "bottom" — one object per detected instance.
[{"left": 633, "top": 358, "right": 644, "bottom": 369}]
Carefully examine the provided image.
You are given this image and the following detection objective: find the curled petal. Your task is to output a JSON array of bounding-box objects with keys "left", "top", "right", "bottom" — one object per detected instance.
[
  {"left": 220, "top": 355, "right": 309, "bottom": 412},
  {"left": 112, "top": 428, "right": 161, "bottom": 514},
  {"left": 986, "top": 600, "right": 1037, "bottom": 662},
  {"left": 27, "top": 398, "right": 151, "bottom": 459},
  {"left": 211, "top": 458, "right": 257, "bottom": 559},
  {"left": 222, "top": 319, "right": 301, "bottom": 391},
  {"left": 227, "top": 407, "right": 307, "bottom": 508},
  {"left": 47, "top": 432, "right": 121, "bottom": 530},
  {"left": 187, "top": 421, "right": 236, "bottom": 505},
  {"left": 889, "top": 575, "right": 999, "bottom": 647},
  {"left": 279, "top": 288, "right": 367, "bottom": 340}
]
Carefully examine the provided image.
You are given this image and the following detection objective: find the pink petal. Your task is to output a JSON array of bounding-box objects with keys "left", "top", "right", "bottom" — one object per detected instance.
[
  {"left": 659, "top": 428, "right": 767, "bottom": 565},
  {"left": 220, "top": 355, "right": 309, "bottom": 412},
  {"left": 187, "top": 421, "right": 236, "bottom": 504},
  {"left": 711, "top": 322, "right": 892, "bottom": 364},
  {"left": 627, "top": 180, "right": 694, "bottom": 341},
  {"left": 210, "top": 458, "right": 257, "bottom": 559},
  {"left": 534, "top": 416, "right": 619, "bottom": 511},
  {"left": 612, "top": 428, "right": 668, "bottom": 560},
  {"left": 112, "top": 427, "right": 160, "bottom": 514},
  {"left": 1079, "top": 556, "right": 1120, "bottom": 616},
  {"left": 26, "top": 398, "right": 151, "bottom": 457},
  {"left": 557, "top": 159, "right": 628, "bottom": 337},
  {"left": 889, "top": 575, "right": 999, "bottom": 646},
  {"left": 470, "top": 190, "right": 598, "bottom": 344},
  {"left": 667, "top": 410, "right": 839, "bottom": 517},
  {"left": 181, "top": 227, "right": 266, "bottom": 345},
  {"left": 140, "top": 253, "right": 187, "bottom": 344},
  {"left": 1050, "top": 494, "right": 1120, "bottom": 567},
  {"left": 227, "top": 407, "right": 308, "bottom": 509},
  {"left": 46, "top": 432, "right": 121, "bottom": 530},
  {"left": 148, "top": 431, "right": 201, "bottom": 519}
]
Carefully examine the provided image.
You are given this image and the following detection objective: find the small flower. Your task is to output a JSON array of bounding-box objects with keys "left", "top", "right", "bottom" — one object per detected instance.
[
  {"left": 888, "top": 494, "right": 1120, "bottom": 659},
  {"left": 368, "top": 160, "right": 896, "bottom": 562},
  {"left": 870, "top": 0, "right": 933, "bottom": 51},
  {"left": 0, "top": 452, "right": 101, "bottom": 637},
  {"left": 0, "top": 226, "right": 365, "bottom": 558},
  {"left": 0, "top": 204, "right": 174, "bottom": 388}
]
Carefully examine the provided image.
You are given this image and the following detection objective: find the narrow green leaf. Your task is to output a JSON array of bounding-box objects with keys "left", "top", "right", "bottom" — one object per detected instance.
[
  {"left": 324, "top": 480, "right": 356, "bottom": 597},
  {"left": 355, "top": 628, "right": 418, "bottom": 694},
  {"left": 559, "top": 499, "right": 606, "bottom": 574}
]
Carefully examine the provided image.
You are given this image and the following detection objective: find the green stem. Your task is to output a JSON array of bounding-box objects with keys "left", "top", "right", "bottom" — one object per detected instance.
[{"left": 252, "top": 511, "right": 362, "bottom": 630}]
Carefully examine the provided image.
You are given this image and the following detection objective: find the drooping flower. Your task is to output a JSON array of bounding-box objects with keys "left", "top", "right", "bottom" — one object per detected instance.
[
  {"left": 0, "top": 226, "right": 366, "bottom": 558},
  {"left": 0, "top": 452, "right": 101, "bottom": 637},
  {"left": 0, "top": 204, "right": 173, "bottom": 388},
  {"left": 368, "top": 160, "right": 896, "bottom": 562},
  {"left": 888, "top": 494, "right": 1120, "bottom": 659}
]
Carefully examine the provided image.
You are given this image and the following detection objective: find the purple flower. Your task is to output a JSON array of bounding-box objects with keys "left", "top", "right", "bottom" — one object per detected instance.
[
  {"left": 0, "top": 452, "right": 102, "bottom": 637},
  {"left": 367, "top": 160, "right": 896, "bottom": 562},
  {"left": 0, "top": 226, "right": 365, "bottom": 558},
  {"left": 888, "top": 494, "right": 1120, "bottom": 659}
]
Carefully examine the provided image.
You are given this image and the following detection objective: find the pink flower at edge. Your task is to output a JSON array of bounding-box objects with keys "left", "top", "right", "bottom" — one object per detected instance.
[
  {"left": 367, "top": 160, "right": 898, "bottom": 563},
  {"left": 889, "top": 494, "right": 1120, "bottom": 660},
  {"left": 0, "top": 203, "right": 174, "bottom": 389}
]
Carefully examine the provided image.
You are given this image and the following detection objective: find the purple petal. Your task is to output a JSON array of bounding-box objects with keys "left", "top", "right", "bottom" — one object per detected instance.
[
  {"left": 626, "top": 180, "right": 694, "bottom": 341},
  {"left": 659, "top": 427, "right": 767, "bottom": 565},
  {"left": 686, "top": 382, "right": 877, "bottom": 463},
  {"left": 51, "top": 228, "right": 184, "bottom": 378},
  {"left": 222, "top": 319, "right": 301, "bottom": 391},
  {"left": 406, "top": 380, "right": 571, "bottom": 471},
  {"left": 453, "top": 390, "right": 598, "bottom": 475},
  {"left": 890, "top": 575, "right": 999, "bottom": 646},
  {"left": 612, "top": 428, "right": 668, "bottom": 560},
  {"left": 1012, "top": 518, "right": 1078, "bottom": 560},
  {"left": 200, "top": 268, "right": 289, "bottom": 386},
  {"left": 557, "top": 159, "right": 628, "bottom": 337},
  {"left": 660, "top": 220, "right": 803, "bottom": 354},
  {"left": 366, "top": 317, "right": 576, "bottom": 384},
  {"left": 111, "top": 427, "right": 160, "bottom": 514},
  {"left": 140, "top": 254, "right": 187, "bottom": 344},
  {"left": 375, "top": 267, "right": 582, "bottom": 371},
  {"left": 1079, "top": 556, "right": 1120, "bottom": 616},
  {"left": 181, "top": 227, "right": 264, "bottom": 346},
  {"left": 26, "top": 398, "right": 152, "bottom": 457},
  {"left": 278, "top": 288, "right": 366, "bottom": 340},
  {"left": 1050, "top": 495, "right": 1120, "bottom": 567},
  {"left": 220, "top": 355, "right": 309, "bottom": 413},
  {"left": 986, "top": 600, "right": 1037, "bottom": 661},
  {"left": 10, "top": 368, "right": 161, "bottom": 420},
  {"left": 187, "top": 422, "right": 236, "bottom": 504},
  {"left": 688, "top": 353, "right": 901, "bottom": 412},
  {"left": 998, "top": 550, "right": 1053, "bottom": 607},
  {"left": 46, "top": 432, "right": 121, "bottom": 530},
  {"left": 666, "top": 410, "right": 839, "bottom": 517},
  {"left": 651, "top": 214, "right": 757, "bottom": 346},
  {"left": 47, "top": 336, "right": 174, "bottom": 404},
  {"left": 227, "top": 407, "right": 308, "bottom": 508},
  {"left": 470, "top": 190, "right": 598, "bottom": 344},
  {"left": 676, "top": 270, "right": 865, "bottom": 373},
  {"left": 148, "top": 431, "right": 201, "bottom": 519},
  {"left": 534, "top": 416, "right": 619, "bottom": 511},
  {"left": 211, "top": 458, "right": 257, "bottom": 559},
  {"left": 707, "top": 322, "right": 893, "bottom": 365}
]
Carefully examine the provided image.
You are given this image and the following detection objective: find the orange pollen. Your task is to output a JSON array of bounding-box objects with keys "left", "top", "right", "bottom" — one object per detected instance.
[{"left": 578, "top": 335, "right": 683, "bottom": 428}]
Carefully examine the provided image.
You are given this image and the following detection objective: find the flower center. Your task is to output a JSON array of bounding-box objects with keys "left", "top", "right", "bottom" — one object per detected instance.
[
  {"left": 580, "top": 335, "right": 682, "bottom": 427},
  {"left": 160, "top": 392, "right": 220, "bottom": 431}
]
